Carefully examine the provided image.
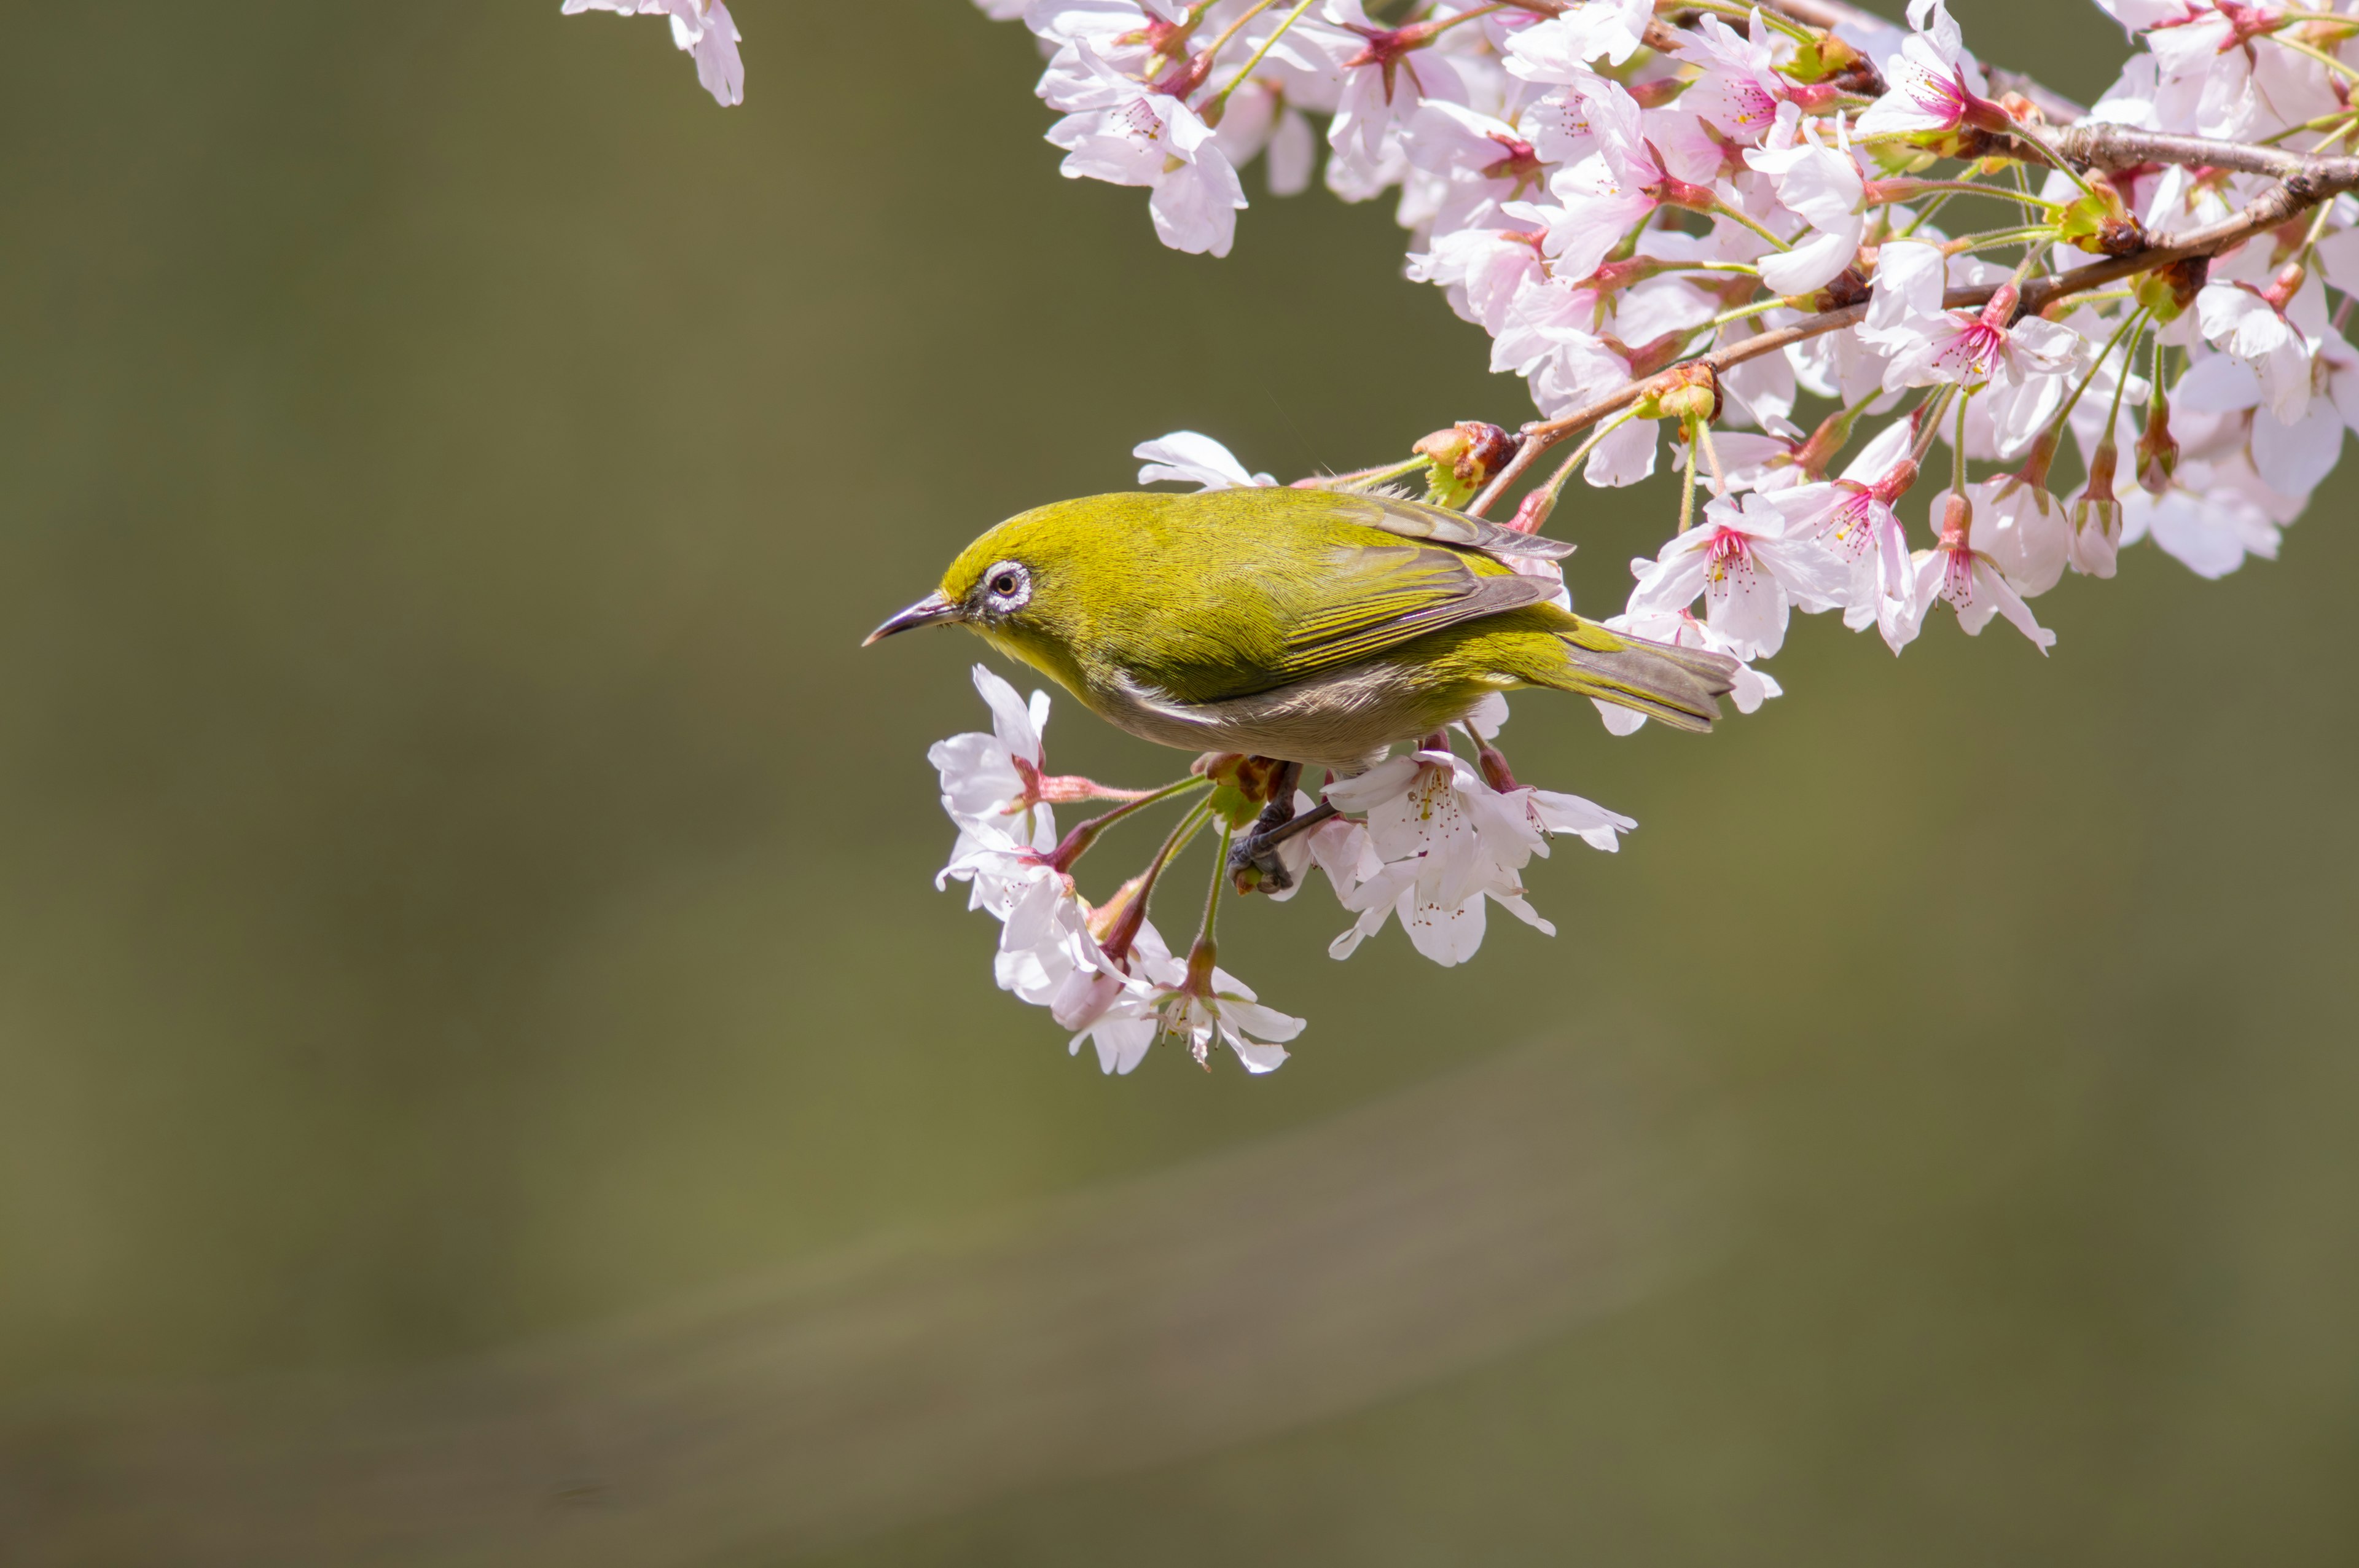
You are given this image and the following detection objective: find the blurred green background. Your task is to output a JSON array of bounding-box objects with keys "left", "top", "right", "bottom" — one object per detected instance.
[{"left": 1, "top": 1, "right": 2354, "bottom": 1562}]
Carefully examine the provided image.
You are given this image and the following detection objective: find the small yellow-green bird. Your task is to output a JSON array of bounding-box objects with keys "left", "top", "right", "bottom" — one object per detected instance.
[{"left": 868, "top": 488, "right": 1737, "bottom": 774}]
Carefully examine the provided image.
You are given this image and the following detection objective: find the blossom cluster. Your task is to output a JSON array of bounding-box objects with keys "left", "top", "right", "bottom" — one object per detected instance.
[
  {"left": 930, "top": 665, "right": 1635, "bottom": 1074},
  {"left": 967, "top": 0, "right": 2359, "bottom": 661},
  {"left": 574, "top": 0, "right": 2359, "bottom": 1074},
  {"left": 561, "top": 0, "right": 743, "bottom": 106}
]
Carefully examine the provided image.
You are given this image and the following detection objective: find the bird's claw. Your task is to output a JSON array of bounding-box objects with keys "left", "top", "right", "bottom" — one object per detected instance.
[{"left": 1227, "top": 830, "right": 1296, "bottom": 895}]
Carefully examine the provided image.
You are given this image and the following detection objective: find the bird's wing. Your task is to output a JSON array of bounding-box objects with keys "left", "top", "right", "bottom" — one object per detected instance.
[
  {"left": 1324, "top": 494, "right": 1578, "bottom": 561},
  {"left": 1264, "top": 542, "right": 1560, "bottom": 687}
]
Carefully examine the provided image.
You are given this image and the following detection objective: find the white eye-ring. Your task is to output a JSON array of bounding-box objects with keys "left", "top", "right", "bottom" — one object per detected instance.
[{"left": 981, "top": 560, "right": 1031, "bottom": 612}]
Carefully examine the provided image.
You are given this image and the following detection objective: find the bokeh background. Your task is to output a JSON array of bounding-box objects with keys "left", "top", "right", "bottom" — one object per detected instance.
[{"left": 2, "top": 2, "right": 2355, "bottom": 1562}]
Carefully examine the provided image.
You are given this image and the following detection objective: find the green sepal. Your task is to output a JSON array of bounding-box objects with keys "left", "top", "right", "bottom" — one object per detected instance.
[
  {"left": 1420, "top": 459, "right": 1479, "bottom": 510},
  {"left": 1866, "top": 142, "right": 1942, "bottom": 178},
  {"left": 1205, "top": 782, "right": 1262, "bottom": 832},
  {"left": 2055, "top": 183, "right": 2138, "bottom": 257},
  {"left": 1783, "top": 31, "right": 1864, "bottom": 85}
]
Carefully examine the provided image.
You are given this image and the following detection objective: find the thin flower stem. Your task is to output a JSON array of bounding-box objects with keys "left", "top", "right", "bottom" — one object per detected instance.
[
  {"left": 1885, "top": 178, "right": 2064, "bottom": 211},
  {"left": 1050, "top": 775, "right": 1212, "bottom": 872},
  {"left": 2092, "top": 313, "right": 2142, "bottom": 452},
  {"left": 1200, "top": 0, "right": 1280, "bottom": 55},
  {"left": 1198, "top": 821, "right": 1235, "bottom": 948},
  {"left": 1709, "top": 197, "right": 1793, "bottom": 252},
  {"left": 1705, "top": 292, "right": 1799, "bottom": 330},
  {"left": 1944, "top": 225, "right": 2062, "bottom": 255},
  {"left": 1205, "top": 0, "right": 1314, "bottom": 114},
  {"left": 1898, "top": 191, "right": 1957, "bottom": 238},
  {"left": 2003, "top": 123, "right": 2096, "bottom": 197},
  {"left": 1513, "top": 431, "right": 1594, "bottom": 531},
  {"left": 1678, "top": 0, "right": 1820, "bottom": 43},
  {"left": 2048, "top": 305, "right": 2146, "bottom": 437},
  {"left": 1294, "top": 454, "right": 1427, "bottom": 490},
  {"left": 1695, "top": 417, "right": 1727, "bottom": 494},
  {"left": 1676, "top": 416, "right": 1701, "bottom": 534},
  {"left": 2259, "top": 109, "right": 2359, "bottom": 146},
  {"left": 1951, "top": 387, "right": 1968, "bottom": 497},
  {"left": 1909, "top": 385, "right": 1958, "bottom": 466},
  {"left": 1149, "top": 801, "right": 1214, "bottom": 892}
]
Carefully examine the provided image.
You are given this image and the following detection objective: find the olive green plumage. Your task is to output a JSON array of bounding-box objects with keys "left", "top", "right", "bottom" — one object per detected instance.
[{"left": 872, "top": 488, "right": 1738, "bottom": 772}]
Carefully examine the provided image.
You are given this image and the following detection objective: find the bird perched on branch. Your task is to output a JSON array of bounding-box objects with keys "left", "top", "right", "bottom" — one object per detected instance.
[{"left": 866, "top": 488, "right": 1737, "bottom": 886}]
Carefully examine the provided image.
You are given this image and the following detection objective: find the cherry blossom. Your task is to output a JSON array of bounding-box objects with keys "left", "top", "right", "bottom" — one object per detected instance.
[
  {"left": 1501, "top": 0, "right": 1657, "bottom": 76},
  {"left": 1764, "top": 422, "right": 1921, "bottom": 651},
  {"left": 2194, "top": 262, "right": 2330, "bottom": 424},
  {"left": 1853, "top": 0, "right": 2008, "bottom": 141},
  {"left": 1676, "top": 10, "right": 1792, "bottom": 146},
  {"left": 1046, "top": 42, "right": 1248, "bottom": 257},
  {"left": 1627, "top": 492, "right": 1850, "bottom": 660},
  {"left": 2117, "top": 461, "right": 2285, "bottom": 578},
  {"left": 902, "top": 0, "right": 2359, "bottom": 1081},
  {"left": 562, "top": 0, "right": 744, "bottom": 107},
  {"left": 2174, "top": 338, "right": 2359, "bottom": 502},
  {"left": 1896, "top": 494, "right": 2057, "bottom": 652},
  {"left": 1057, "top": 918, "right": 1184, "bottom": 1075},
  {"left": 1153, "top": 956, "right": 1303, "bottom": 1073},
  {"left": 1321, "top": 747, "right": 1624, "bottom": 967},
  {"left": 1743, "top": 109, "right": 1866, "bottom": 297},
  {"left": 1135, "top": 431, "right": 1278, "bottom": 489},
  {"left": 1863, "top": 244, "right": 2089, "bottom": 416}
]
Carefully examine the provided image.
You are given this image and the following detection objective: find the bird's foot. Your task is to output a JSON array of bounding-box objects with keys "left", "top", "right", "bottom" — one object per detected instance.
[{"left": 1228, "top": 798, "right": 1339, "bottom": 895}]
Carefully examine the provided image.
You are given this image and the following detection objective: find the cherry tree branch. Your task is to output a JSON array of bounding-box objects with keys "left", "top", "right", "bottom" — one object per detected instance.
[
  {"left": 2045, "top": 121, "right": 2359, "bottom": 181},
  {"left": 1468, "top": 154, "right": 2359, "bottom": 514}
]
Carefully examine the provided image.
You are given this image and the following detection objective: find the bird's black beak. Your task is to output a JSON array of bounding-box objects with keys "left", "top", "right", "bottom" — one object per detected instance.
[{"left": 863, "top": 590, "right": 963, "bottom": 646}]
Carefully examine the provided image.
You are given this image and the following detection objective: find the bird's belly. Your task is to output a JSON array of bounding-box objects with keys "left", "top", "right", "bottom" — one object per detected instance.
[{"left": 1087, "top": 661, "right": 1504, "bottom": 774}]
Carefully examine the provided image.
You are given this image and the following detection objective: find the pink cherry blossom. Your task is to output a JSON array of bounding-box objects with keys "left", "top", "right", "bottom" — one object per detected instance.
[
  {"left": 1046, "top": 42, "right": 1248, "bottom": 256},
  {"left": 1628, "top": 492, "right": 1850, "bottom": 660},
  {"left": 1895, "top": 493, "right": 2057, "bottom": 652},
  {"left": 562, "top": 0, "right": 744, "bottom": 107},
  {"left": 1854, "top": 0, "right": 2008, "bottom": 140}
]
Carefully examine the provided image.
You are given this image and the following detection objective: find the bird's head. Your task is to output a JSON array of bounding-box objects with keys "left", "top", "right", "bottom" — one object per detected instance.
[{"left": 863, "top": 502, "right": 1114, "bottom": 686}]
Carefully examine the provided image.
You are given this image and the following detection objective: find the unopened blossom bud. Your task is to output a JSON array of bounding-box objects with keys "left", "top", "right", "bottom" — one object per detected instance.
[
  {"left": 1476, "top": 742, "right": 1517, "bottom": 793},
  {"left": 1633, "top": 362, "right": 1720, "bottom": 424},
  {"left": 1509, "top": 477, "right": 1563, "bottom": 536},
  {"left": 1414, "top": 421, "right": 1517, "bottom": 509},
  {"left": 1794, "top": 403, "right": 1864, "bottom": 480},
  {"left": 2135, "top": 389, "right": 2178, "bottom": 495},
  {"left": 2071, "top": 438, "right": 2122, "bottom": 578}
]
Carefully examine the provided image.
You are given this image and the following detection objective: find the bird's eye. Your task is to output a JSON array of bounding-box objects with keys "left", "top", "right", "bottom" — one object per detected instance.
[{"left": 981, "top": 563, "right": 1030, "bottom": 610}]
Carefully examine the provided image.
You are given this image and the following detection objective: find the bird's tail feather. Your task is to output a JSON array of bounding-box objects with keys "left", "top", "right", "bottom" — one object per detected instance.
[{"left": 1529, "top": 619, "right": 1740, "bottom": 733}]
